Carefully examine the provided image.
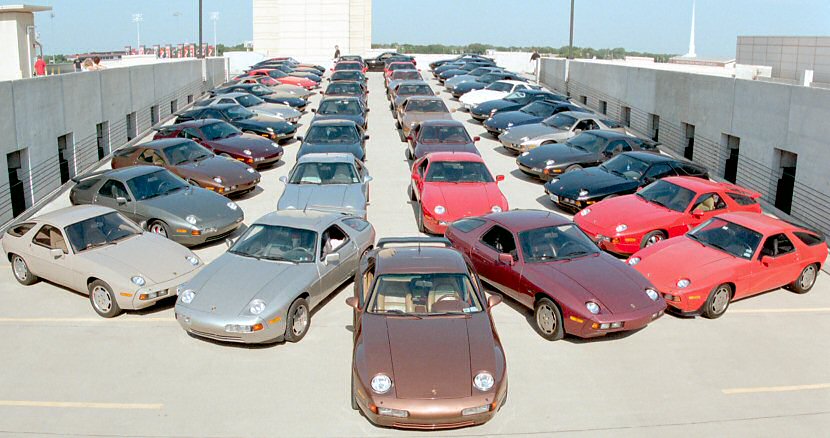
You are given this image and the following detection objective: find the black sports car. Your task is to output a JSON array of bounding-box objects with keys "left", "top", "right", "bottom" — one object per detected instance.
[
  {"left": 543, "top": 152, "right": 708, "bottom": 211},
  {"left": 329, "top": 70, "right": 368, "bottom": 85},
  {"left": 483, "top": 101, "right": 585, "bottom": 136},
  {"left": 175, "top": 104, "right": 296, "bottom": 142},
  {"left": 311, "top": 97, "right": 368, "bottom": 130},
  {"left": 366, "top": 52, "right": 414, "bottom": 71},
  {"left": 470, "top": 90, "right": 568, "bottom": 121},
  {"left": 296, "top": 120, "right": 368, "bottom": 162},
  {"left": 430, "top": 54, "right": 493, "bottom": 70}
]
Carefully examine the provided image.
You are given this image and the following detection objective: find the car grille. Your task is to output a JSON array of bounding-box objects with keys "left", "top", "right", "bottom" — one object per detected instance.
[
  {"left": 205, "top": 228, "right": 236, "bottom": 243},
  {"left": 190, "top": 329, "right": 243, "bottom": 342}
]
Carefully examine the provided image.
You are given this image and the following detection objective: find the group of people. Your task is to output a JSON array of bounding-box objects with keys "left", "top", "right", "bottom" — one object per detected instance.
[{"left": 74, "top": 56, "right": 107, "bottom": 72}]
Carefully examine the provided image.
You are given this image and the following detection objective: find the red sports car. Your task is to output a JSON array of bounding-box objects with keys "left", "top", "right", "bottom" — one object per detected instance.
[
  {"left": 385, "top": 61, "right": 417, "bottom": 78},
  {"left": 445, "top": 210, "right": 666, "bottom": 340},
  {"left": 154, "top": 119, "right": 283, "bottom": 168},
  {"left": 409, "top": 152, "right": 507, "bottom": 235},
  {"left": 575, "top": 177, "right": 762, "bottom": 255},
  {"left": 246, "top": 68, "right": 317, "bottom": 90},
  {"left": 628, "top": 212, "right": 827, "bottom": 318}
]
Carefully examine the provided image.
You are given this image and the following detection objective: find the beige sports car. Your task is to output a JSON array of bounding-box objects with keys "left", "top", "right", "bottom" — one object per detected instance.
[{"left": 2, "top": 205, "right": 203, "bottom": 317}]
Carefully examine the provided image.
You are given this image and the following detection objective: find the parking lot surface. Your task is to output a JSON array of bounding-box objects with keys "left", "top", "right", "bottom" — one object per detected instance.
[{"left": 0, "top": 72, "right": 828, "bottom": 437}]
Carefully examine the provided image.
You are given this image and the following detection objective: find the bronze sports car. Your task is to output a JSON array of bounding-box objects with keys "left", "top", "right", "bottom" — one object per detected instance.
[
  {"left": 397, "top": 96, "right": 455, "bottom": 139},
  {"left": 346, "top": 237, "right": 507, "bottom": 430}
]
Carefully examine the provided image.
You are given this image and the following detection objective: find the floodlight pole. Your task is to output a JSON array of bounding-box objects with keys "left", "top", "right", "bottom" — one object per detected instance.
[
  {"left": 568, "top": 0, "right": 575, "bottom": 59},
  {"left": 198, "top": 0, "right": 203, "bottom": 57}
]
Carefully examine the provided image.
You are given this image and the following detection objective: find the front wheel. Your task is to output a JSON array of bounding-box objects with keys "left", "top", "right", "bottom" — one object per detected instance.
[
  {"left": 790, "top": 264, "right": 819, "bottom": 294},
  {"left": 534, "top": 297, "right": 564, "bottom": 341},
  {"left": 10, "top": 254, "right": 38, "bottom": 285},
  {"left": 702, "top": 284, "right": 731, "bottom": 319},
  {"left": 564, "top": 164, "right": 582, "bottom": 173},
  {"left": 148, "top": 220, "right": 169, "bottom": 238},
  {"left": 89, "top": 280, "right": 122, "bottom": 318},
  {"left": 284, "top": 297, "right": 310, "bottom": 342},
  {"left": 641, "top": 230, "right": 667, "bottom": 248}
]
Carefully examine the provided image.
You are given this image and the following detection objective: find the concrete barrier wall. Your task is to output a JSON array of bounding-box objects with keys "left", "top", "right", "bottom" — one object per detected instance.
[
  {"left": 539, "top": 57, "right": 830, "bottom": 235},
  {"left": 0, "top": 58, "right": 226, "bottom": 225}
]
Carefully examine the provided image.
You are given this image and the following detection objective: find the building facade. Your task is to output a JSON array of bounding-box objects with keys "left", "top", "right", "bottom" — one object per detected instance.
[
  {"left": 737, "top": 36, "right": 830, "bottom": 85},
  {"left": 253, "top": 0, "right": 372, "bottom": 65}
]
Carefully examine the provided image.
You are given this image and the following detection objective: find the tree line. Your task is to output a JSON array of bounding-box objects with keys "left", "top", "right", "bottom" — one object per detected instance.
[{"left": 372, "top": 43, "right": 675, "bottom": 63}]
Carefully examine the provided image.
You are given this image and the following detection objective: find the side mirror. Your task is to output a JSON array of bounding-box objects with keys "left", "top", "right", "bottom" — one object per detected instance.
[
  {"left": 487, "top": 294, "right": 503, "bottom": 308},
  {"left": 279, "top": 176, "right": 288, "bottom": 184},
  {"left": 345, "top": 296, "right": 361, "bottom": 311},
  {"left": 363, "top": 175, "right": 373, "bottom": 183},
  {"left": 325, "top": 252, "right": 341, "bottom": 265},
  {"left": 496, "top": 175, "right": 505, "bottom": 182},
  {"left": 691, "top": 210, "right": 704, "bottom": 219},
  {"left": 573, "top": 128, "right": 583, "bottom": 134},
  {"left": 116, "top": 196, "right": 128, "bottom": 205},
  {"left": 498, "top": 253, "right": 514, "bottom": 266},
  {"left": 473, "top": 136, "right": 481, "bottom": 142},
  {"left": 450, "top": 108, "right": 457, "bottom": 113},
  {"left": 406, "top": 135, "right": 413, "bottom": 141},
  {"left": 761, "top": 255, "right": 773, "bottom": 267},
  {"left": 49, "top": 248, "right": 64, "bottom": 259},
  {"left": 364, "top": 134, "right": 370, "bottom": 140},
  {"left": 296, "top": 135, "right": 304, "bottom": 142},
  {"left": 310, "top": 108, "right": 316, "bottom": 113}
]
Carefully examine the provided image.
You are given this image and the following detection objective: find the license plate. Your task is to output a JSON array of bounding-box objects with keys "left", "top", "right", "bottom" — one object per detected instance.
[
  {"left": 550, "top": 194, "right": 559, "bottom": 203},
  {"left": 254, "top": 157, "right": 264, "bottom": 162}
]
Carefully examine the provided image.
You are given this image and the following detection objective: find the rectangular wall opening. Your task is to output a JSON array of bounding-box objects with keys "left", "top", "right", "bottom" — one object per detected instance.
[
  {"left": 722, "top": 134, "right": 740, "bottom": 183},
  {"left": 96, "top": 121, "right": 110, "bottom": 160},
  {"left": 580, "top": 95, "right": 587, "bottom": 104},
  {"left": 649, "top": 114, "right": 660, "bottom": 141},
  {"left": 621, "top": 106, "right": 631, "bottom": 127},
  {"left": 599, "top": 100, "right": 607, "bottom": 114},
  {"left": 6, "top": 150, "right": 28, "bottom": 217},
  {"left": 774, "top": 149, "right": 797, "bottom": 214},
  {"left": 57, "top": 133, "right": 74, "bottom": 184},
  {"left": 170, "top": 99, "right": 178, "bottom": 114},
  {"left": 187, "top": 94, "right": 194, "bottom": 104},
  {"left": 683, "top": 122, "right": 696, "bottom": 160},
  {"left": 126, "top": 112, "right": 137, "bottom": 141},
  {"left": 150, "top": 105, "right": 160, "bottom": 126}
]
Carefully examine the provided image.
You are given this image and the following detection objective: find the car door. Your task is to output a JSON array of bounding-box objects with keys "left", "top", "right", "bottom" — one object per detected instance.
[
  {"left": 27, "top": 224, "right": 76, "bottom": 288},
  {"left": 471, "top": 225, "right": 523, "bottom": 299},
  {"left": 410, "top": 157, "right": 429, "bottom": 201},
  {"left": 94, "top": 179, "right": 137, "bottom": 221},
  {"left": 318, "top": 224, "right": 357, "bottom": 297},
  {"left": 688, "top": 192, "right": 727, "bottom": 228},
  {"left": 354, "top": 159, "right": 370, "bottom": 201},
  {"left": 751, "top": 233, "right": 801, "bottom": 296}
]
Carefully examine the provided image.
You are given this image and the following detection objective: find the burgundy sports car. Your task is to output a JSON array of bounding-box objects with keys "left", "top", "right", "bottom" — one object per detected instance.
[{"left": 445, "top": 210, "right": 666, "bottom": 340}]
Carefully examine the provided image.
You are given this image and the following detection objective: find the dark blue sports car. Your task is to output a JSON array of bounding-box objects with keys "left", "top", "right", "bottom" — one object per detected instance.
[
  {"left": 470, "top": 89, "right": 568, "bottom": 121},
  {"left": 483, "top": 101, "right": 586, "bottom": 136}
]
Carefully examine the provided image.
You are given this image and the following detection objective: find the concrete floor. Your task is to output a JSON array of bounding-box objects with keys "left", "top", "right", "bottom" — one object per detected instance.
[{"left": 0, "top": 72, "right": 828, "bottom": 438}]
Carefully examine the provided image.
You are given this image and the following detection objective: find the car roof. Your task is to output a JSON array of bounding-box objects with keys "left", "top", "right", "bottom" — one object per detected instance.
[
  {"left": 214, "top": 92, "right": 247, "bottom": 98},
  {"left": 296, "top": 153, "right": 355, "bottom": 164},
  {"left": 558, "top": 110, "right": 602, "bottom": 119},
  {"left": 375, "top": 246, "right": 469, "bottom": 275},
  {"left": 621, "top": 151, "right": 673, "bottom": 163},
  {"left": 320, "top": 96, "right": 362, "bottom": 102},
  {"left": 97, "top": 165, "right": 166, "bottom": 180},
  {"left": 309, "top": 119, "right": 359, "bottom": 127},
  {"left": 201, "top": 103, "right": 238, "bottom": 110},
  {"left": 171, "top": 118, "right": 221, "bottom": 128},
  {"left": 141, "top": 138, "right": 191, "bottom": 149},
  {"left": 716, "top": 212, "right": 796, "bottom": 235},
  {"left": 488, "top": 209, "right": 571, "bottom": 233},
  {"left": 33, "top": 205, "right": 116, "bottom": 227},
  {"left": 394, "top": 80, "right": 429, "bottom": 86},
  {"left": 405, "top": 96, "right": 444, "bottom": 102},
  {"left": 661, "top": 176, "right": 747, "bottom": 193},
  {"left": 418, "top": 119, "right": 464, "bottom": 127},
  {"left": 425, "top": 151, "right": 483, "bottom": 162},
  {"left": 252, "top": 209, "right": 343, "bottom": 231}
]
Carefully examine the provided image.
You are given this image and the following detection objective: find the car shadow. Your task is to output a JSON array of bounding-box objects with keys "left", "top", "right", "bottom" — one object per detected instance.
[
  {"left": 482, "top": 132, "right": 499, "bottom": 141},
  {"left": 279, "top": 138, "right": 300, "bottom": 147},
  {"left": 510, "top": 169, "right": 542, "bottom": 184},
  {"left": 257, "top": 160, "right": 286, "bottom": 172},
  {"left": 494, "top": 146, "right": 518, "bottom": 158},
  {"left": 234, "top": 185, "right": 264, "bottom": 201},
  {"left": 535, "top": 195, "right": 575, "bottom": 218},
  {"left": 188, "top": 223, "right": 249, "bottom": 251},
  {"left": 467, "top": 117, "right": 483, "bottom": 125}
]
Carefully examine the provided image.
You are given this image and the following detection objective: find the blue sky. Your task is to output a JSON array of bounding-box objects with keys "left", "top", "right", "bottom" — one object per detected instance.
[{"left": 21, "top": 0, "right": 830, "bottom": 58}]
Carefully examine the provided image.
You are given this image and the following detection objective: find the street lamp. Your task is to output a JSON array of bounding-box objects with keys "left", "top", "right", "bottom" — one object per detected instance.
[
  {"left": 210, "top": 11, "right": 219, "bottom": 52},
  {"left": 172, "top": 11, "right": 182, "bottom": 42},
  {"left": 132, "top": 13, "right": 143, "bottom": 49},
  {"left": 568, "top": 0, "right": 575, "bottom": 60}
]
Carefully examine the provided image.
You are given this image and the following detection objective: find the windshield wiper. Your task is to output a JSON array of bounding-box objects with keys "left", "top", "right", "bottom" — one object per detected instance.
[
  {"left": 260, "top": 255, "right": 298, "bottom": 264},
  {"left": 383, "top": 309, "right": 422, "bottom": 319},
  {"left": 85, "top": 241, "right": 114, "bottom": 250},
  {"left": 559, "top": 250, "right": 594, "bottom": 260},
  {"left": 431, "top": 311, "right": 471, "bottom": 318}
]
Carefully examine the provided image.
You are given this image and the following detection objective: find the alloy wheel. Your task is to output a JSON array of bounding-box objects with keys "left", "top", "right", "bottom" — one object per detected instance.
[{"left": 92, "top": 286, "right": 113, "bottom": 313}]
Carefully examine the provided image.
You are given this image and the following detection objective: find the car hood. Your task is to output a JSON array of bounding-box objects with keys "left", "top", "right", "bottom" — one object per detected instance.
[
  {"left": 459, "top": 89, "right": 504, "bottom": 104},
  {"left": 422, "top": 182, "right": 506, "bottom": 217},
  {"left": 545, "top": 167, "right": 639, "bottom": 198},
  {"left": 525, "top": 253, "right": 655, "bottom": 314},
  {"left": 476, "top": 99, "right": 519, "bottom": 113},
  {"left": 81, "top": 233, "right": 196, "bottom": 284},
  {"left": 634, "top": 238, "right": 742, "bottom": 290},
  {"left": 517, "top": 143, "right": 592, "bottom": 167},
  {"left": 278, "top": 183, "right": 366, "bottom": 213},
  {"left": 251, "top": 103, "right": 301, "bottom": 119},
  {"left": 312, "top": 114, "right": 365, "bottom": 126},
  {"left": 298, "top": 142, "right": 364, "bottom": 161},
  {"left": 175, "top": 157, "right": 258, "bottom": 183},
  {"left": 235, "top": 117, "right": 295, "bottom": 133},
  {"left": 445, "top": 74, "right": 478, "bottom": 87},
  {"left": 414, "top": 142, "right": 479, "bottom": 159},
  {"left": 576, "top": 195, "right": 683, "bottom": 235},
  {"left": 488, "top": 111, "right": 540, "bottom": 128},
  {"left": 454, "top": 81, "right": 487, "bottom": 93},
  {"left": 402, "top": 112, "right": 454, "bottom": 127},
  {"left": 182, "top": 252, "right": 318, "bottom": 314},
  {"left": 499, "top": 123, "right": 556, "bottom": 143},
  {"left": 212, "top": 134, "right": 280, "bottom": 154},
  {"left": 140, "top": 186, "right": 237, "bottom": 221}
]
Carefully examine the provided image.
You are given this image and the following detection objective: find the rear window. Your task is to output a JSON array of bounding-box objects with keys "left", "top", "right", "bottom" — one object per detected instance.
[
  {"left": 727, "top": 192, "right": 758, "bottom": 206},
  {"left": 7, "top": 222, "right": 36, "bottom": 237},
  {"left": 603, "top": 119, "right": 623, "bottom": 129},
  {"left": 675, "top": 163, "right": 707, "bottom": 176},
  {"left": 113, "top": 147, "right": 137, "bottom": 157},
  {"left": 343, "top": 217, "right": 370, "bottom": 232},
  {"left": 73, "top": 177, "right": 101, "bottom": 191},
  {"left": 793, "top": 231, "right": 825, "bottom": 246},
  {"left": 451, "top": 218, "right": 487, "bottom": 233}
]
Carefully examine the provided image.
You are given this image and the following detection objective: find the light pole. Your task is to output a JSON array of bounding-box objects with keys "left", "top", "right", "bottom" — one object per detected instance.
[
  {"left": 132, "top": 13, "right": 143, "bottom": 50},
  {"left": 172, "top": 11, "right": 181, "bottom": 42},
  {"left": 49, "top": 12, "right": 55, "bottom": 63},
  {"left": 210, "top": 11, "right": 219, "bottom": 53},
  {"left": 568, "top": 0, "right": 575, "bottom": 59},
  {"left": 198, "top": 0, "right": 203, "bottom": 58}
]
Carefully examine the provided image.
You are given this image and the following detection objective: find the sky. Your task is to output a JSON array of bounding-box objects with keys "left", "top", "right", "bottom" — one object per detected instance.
[{"left": 20, "top": 0, "right": 830, "bottom": 58}]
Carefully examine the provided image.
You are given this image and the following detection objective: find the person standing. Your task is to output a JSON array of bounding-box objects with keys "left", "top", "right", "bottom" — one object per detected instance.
[
  {"left": 34, "top": 56, "right": 46, "bottom": 76},
  {"left": 92, "top": 56, "right": 106, "bottom": 70},
  {"left": 81, "top": 58, "right": 94, "bottom": 72},
  {"left": 73, "top": 57, "right": 82, "bottom": 72},
  {"left": 333, "top": 45, "right": 340, "bottom": 60},
  {"left": 530, "top": 50, "right": 541, "bottom": 80}
]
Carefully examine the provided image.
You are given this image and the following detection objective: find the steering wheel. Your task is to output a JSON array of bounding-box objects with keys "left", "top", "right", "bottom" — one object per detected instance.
[
  {"left": 557, "top": 240, "right": 581, "bottom": 256},
  {"left": 157, "top": 181, "right": 173, "bottom": 193},
  {"left": 284, "top": 247, "right": 313, "bottom": 260},
  {"left": 436, "top": 293, "right": 460, "bottom": 303}
]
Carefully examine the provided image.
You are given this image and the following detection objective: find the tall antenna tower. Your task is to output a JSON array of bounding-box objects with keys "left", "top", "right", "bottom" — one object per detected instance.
[{"left": 685, "top": 0, "right": 697, "bottom": 58}]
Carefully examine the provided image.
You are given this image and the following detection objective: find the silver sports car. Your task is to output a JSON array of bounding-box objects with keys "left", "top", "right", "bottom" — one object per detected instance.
[
  {"left": 499, "top": 111, "right": 627, "bottom": 153},
  {"left": 174, "top": 210, "right": 375, "bottom": 344},
  {"left": 193, "top": 92, "right": 302, "bottom": 123},
  {"left": 2, "top": 205, "right": 202, "bottom": 317},
  {"left": 69, "top": 166, "right": 244, "bottom": 247},
  {"left": 277, "top": 153, "right": 372, "bottom": 218}
]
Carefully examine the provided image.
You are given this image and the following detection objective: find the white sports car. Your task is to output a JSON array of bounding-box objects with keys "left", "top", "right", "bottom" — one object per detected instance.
[{"left": 459, "top": 80, "right": 541, "bottom": 111}]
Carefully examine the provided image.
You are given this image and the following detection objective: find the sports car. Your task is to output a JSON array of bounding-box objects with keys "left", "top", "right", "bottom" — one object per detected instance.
[
  {"left": 444, "top": 66, "right": 504, "bottom": 90},
  {"left": 430, "top": 54, "right": 493, "bottom": 70},
  {"left": 70, "top": 167, "right": 243, "bottom": 246},
  {"left": 213, "top": 83, "right": 309, "bottom": 110},
  {"left": 385, "top": 70, "right": 424, "bottom": 97},
  {"left": 245, "top": 68, "right": 317, "bottom": 90},
  {"left": 175, "top": 104, "right": 297, "bottom": 141},
  {"left": 296, "top": 120, "right": 368, "bottom": 162},
  {"left": 193, "top": 92, "right": 302, "bottom": 123},
  {"left": 409, "top": 152, "right": 507, "bottom": 235},
  {"left": 154, "top": 119, "right": 284, "bottom": 168},
  {"left": 346, "top": 237, "right": 507, "bottom": 429},
  {"left": 255, "top": 57, "right": 325, "bottom": 74},
  {"left": 384, "top": 61, "right": 416, "bottom": 78},
  {"left": 445, "top": 210, "right": 665, "bottom": 340},
  {"left": 504, "top": 112, "right": 628, "bottom": 154},
  {"left": 3, "top": 205, "right": 202, "bottom": 317},
  {"left": 265, "top": 64, "right": 323, "bottom": 82},
  {"left": 397, "top": 96, "right": 455, "bottom": 138},
  {"left": 544, "top": 152, "right": 707, "bottom": 212},
  {"left": 627, "top": 213, "right": 827, "bottom": 318},
  {"left": 576, "top": 177, "right": 762, "bottom": 255},
  {"left": 311, "top": 97, "right": 368, "bottom": 130},
  {"left": 278, "top": 153, "right": 372, "bottom": 218},
  {"left": 175, "top": 210, "right": 375, "bottom": 343},
  {"left": 457, "top": 80, "right": 539, "bottom": 108},
  {"left": 469, "top": 90, "right": 567, "bottom": 121},
  {"left": 483, "top": 101, "right": 585, "bottom": 136},
  {"left": 334, "top": 61, "right": 368, "bottom": 73},
  {"left": 322, "top": 81, "right": 368, "bottom": 105},
  {"left": 329, "top": 70, "right": 368, "bottom": 85},
  {"left": 437, "top": 61, "right": 498, "bottom": 83},
  {"left": 390, "top": 81, "right": 435, "bottom": 112},
  {"left": 405, "top": 120, "right": 481, "bottom": 161},
  {"left": 450, "top": 73, "right": 528, "bottom": 99},
  {"left": 365, "top": 51, "right": 414, "bottom": 71}
]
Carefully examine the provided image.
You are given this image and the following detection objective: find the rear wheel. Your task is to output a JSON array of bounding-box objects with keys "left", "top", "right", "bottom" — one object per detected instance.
[
  {"left": 416, "top": 203, "right": 426, "bottom": 233},
  {"left": 350, "top": 371, "right": 359, "bottom": 410},
  {"left": 702, "top": 284, "right": 731, "bottom": 319},
  {"left": 534, "top": 297, "right": 564, "bottom": 341},
  {"left": 641, "top": 230, "right": 667, "bottom": 248},
  {"left": 284, "top": 297, "right": 310, "bottom": 342},
  {"left": 791, "top": 264, "right": 819, "bottom": 294},
  {"left": 148, "top": 220, "right": 169, "bottom": 238},
  {"left": 10, "top": 254, "right": 38, "bottom": 285},
  {"left": 89, "top": 280, "right": 122, "bottom": 318}
]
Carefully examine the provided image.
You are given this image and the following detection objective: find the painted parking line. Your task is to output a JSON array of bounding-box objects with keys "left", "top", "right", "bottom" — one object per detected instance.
[
  {"left": 0, "top": 400, "right": 163, "bottom": 409},
  {"left": 723, "top": 383, "right": 830, "bottom": 395},
  {"left": 0, "top": 317, "right": 175, "bottom": 323},
  {"left": 729, "top": 308, "right": 830, "bottom": 314}
]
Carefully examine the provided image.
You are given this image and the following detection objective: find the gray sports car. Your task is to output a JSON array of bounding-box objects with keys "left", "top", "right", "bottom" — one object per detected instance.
[
  {"left": 69, "top": 166, "right": 244, "bottom": 247},
  {"left": 193, "top": 92, "right": 302, "bottom": 123},
  {"left": 277, "top": 153, "right": 372, "bottom": 218},
  {"left": 174, "top": 210, "right": 376, "bottom": 344},
  {"left": 499, "top": 111, "right": 627, "bottom": 153}
]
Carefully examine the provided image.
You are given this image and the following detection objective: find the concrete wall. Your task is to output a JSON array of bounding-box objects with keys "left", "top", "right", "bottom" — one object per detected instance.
[
  {"left": 540, "top": 57, "right": 830, "bottom": 235},
  {"left": 737, "top": 36, "right": 830, "bottom": 85},
  {"left": 0, "top": 11, "right": 34, "bottom": 80},
  {"left": 0, "top": 58, "right": 226, "bottom": 225}
]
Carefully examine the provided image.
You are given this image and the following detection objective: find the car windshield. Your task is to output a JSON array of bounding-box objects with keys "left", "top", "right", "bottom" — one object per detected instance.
[
  {"left": 318, "top": 99, "right": 361, "bottom": 115},
  {"left": 418, "top": 125, "right": 471, "bottom": 144},
  {"left": 368, "top": 273, "right": 483, "bottom": 316},
  {"left": 425, "top": 161, "right": 494, "bottom": 183},
  {"left": 519, "top": 224, "right": 600, "bottom": 262},
  {"left": 326, "top": 83, "right": 362, "bottom": 95},
  {"left": 305, "top": 125, "right": 360, "bottom": 143},
  {"left": 126, "top": 169, "right": 189, "bottom": 201},
  {"left": 600, "top": 154, "right": 650, "bottom": 180},
  {"left": 332, "top": 71, "right": 363, "bottom": 81},
  {"left": 163, "top": 141, "right": 215, "bottom": 165},
  {"left": 249, "top": 85, "right": 273, "bottom": 95},
  {"left": 397, "top": 84, "right": 432, "bottom": 96},
  {"left": 504, "top": 91, "right": 527, "bottom": 102},
  {"left": 405, "top": 99, "right": 447, "bottom": 113},
  {"left": 201, "top": 122, "right": 241, "bottom": 140},
  {"left": 485, "top": 81, "right": 512, "bottom": 92},
  {"left": 687, "top": 218, "right": 763, "bottom": 260},
  {"left": 225, "top": 105, "right": 255, "bottom": 120},
  {"left": 636, "top": 179, "right": 696, "bottom": 212},
  {"left": 479, "top": 74, "right": 505, "bottom": 83},
  {"left": 236, "top": 94, "right": 264, "bottom": 107},
  {"left": 267, "top": 70, "right": 287, "bottom": 78},
  {"left": 543, "top": 113, "right": 577, "bottom": 129},
  {"left": 229, "top": 224, "right": 316, "bottom": 263},
  {"left": 65, "top": 211, "right": 142, "bottom": 253},
  {"left": 565, "top": 133, "right": 608, "bottom": 153},
  {"left": 389, "top": 63, "right": 415, "bottom": 71},
  {"left": 392, "top": 71, "right": 421, "bottom": 81},
  {"left": 335, "top": 62, "right": 362, "bottom": 71},
  {"left": 289, "top": 162, "right": 359, "bottom": 184},
  {"left": 521, "top": 101, "right": 555, "bottom": 117}
]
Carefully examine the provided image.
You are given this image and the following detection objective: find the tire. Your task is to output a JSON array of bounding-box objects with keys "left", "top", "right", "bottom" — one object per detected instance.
[
  {"left": 565, "top": 164, "right": 583, "bottom": 173},
  {"left": 790, "top": 264, "right": 819, "bottom": 294},
  {"left": 148, "top": 220, "right": 170, "bottom": 238},
  {"left": 640, "top": 230, "right": 667, "bottom": 249},
  {"left": 408, "top": 185, "right": 416, "bottom": 201},
  {"left": 405, "top": 147, "right": 413, "bottom": 160},
  {"left": 416, "top": 203, "right": 426, "bottom": 233},
  {"left": 395, "top": 120, "right": 401, "bottom": 129},
  {"left": 350, "top": 371, "right": 359, "bottom": 410},
  {"left": 88, "top": 279, "right": 122, "bottom": 318},
  {"left": 702, "top": 284, "right": 731, "bottom": 319},
  {"left": 534, "top": 297, "right": 564, "bottom": 341},
  {"left": 284, "top": 297, "right": 310, "bottom": 342},
  {"left": 10, "top": 254, "right": 38, "bottom": 285}
]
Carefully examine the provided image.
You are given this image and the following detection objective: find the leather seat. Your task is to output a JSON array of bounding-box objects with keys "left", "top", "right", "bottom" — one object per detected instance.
[
  {"left": 428, "top": 277, "right": 462, "bottom": 312},
  {"left": 376, "top": 282, "right": 412, "bottom": 313}
]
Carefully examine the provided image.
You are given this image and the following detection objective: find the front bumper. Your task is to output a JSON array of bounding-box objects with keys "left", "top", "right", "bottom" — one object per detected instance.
[
  {"left": 172, "top": 215, "right": 244, "bottom": 247},
  {"left": 516, "top": 161, "right": 549, "bottom": 180},
  {"left": 176, "top": 307, "right": 286, "bottom": 344},
  {"left": 544, "top": 190, "right": 599, "bottom": 213},
  {"left": 128, "top": 270, "right": 200, "bottom": 310},
  {"left": 251, "top": 150, "right": 284, "bottom": 168},
  {"left": 563, "top": 305, "right": 665, "bottom": 338},
  {"left": 575, "top": 221, "right": 644, "bottom": 256}
]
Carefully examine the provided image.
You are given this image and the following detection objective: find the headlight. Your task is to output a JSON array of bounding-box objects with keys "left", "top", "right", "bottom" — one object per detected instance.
[
  {"left": 615, "top": 224, "right": 628, "bottom": 233},
  {"left": 266, "top": 127, "right": 275, "bottom": 133},
  {"left": 578, "top": 189, "right": 590, "bottom": 200},
  {"left": 212, "top": 177, "right": 223, "bottom": 184},
  {"left": 490, "top": 109, "right": 498, "bottom": 115},
  {"left": 586, "top": 302, "right": 600, "bottom": 314},
  {"left": 646, "top": 288, "right": 659, "bottom": 301},
  {"left": 434, "top": 205, "right": 446, "bottom": 215},
  {"left": 180, "top": 289, "right": 196, "bottom": 304},
  {"left": 371, "top": 374, "right": 392, "bottom": 394},
  {"left": 248, "top": 299, "right": 266, "bottom": 315},
  {"left": 473, "top": 372, "right": 494, "bottom": 391},
  {"left": 186, "top": 215, "right": 198, "bottom": 225},
  {"left": 186, "top": 256, "right": 200, "bottom": 266},
  {"left": 520, "top": 151, "right": 530, "bottom": 157},
  {"left": 627, "top": 257, "right": 641, "bottom": 266},
  {"left": 520, "top": 136, "right": 530, "bottom": 142},
  {"left": 491, "top": 206, "right": 502, "bottom": 213},
  {"left": 549, "top": 178, "right": 559, "bottom": 183},
  {"left": 270, "top": 142, "right": 278, "bottom": 148},
  {"left": 284, "top": 205, "right": 296, "bottom": 209},
  {"left": 507, "top": 122, "right": 514, "bottom": 127},
  {"left": 246, "top": 167, "right": 256, "bottom": 174},
  {"left": 677, "top": 279, "right": 691, "bottom": 289},
  {"left": 545, "top": 159, "right": 556, "bottom": 167},
  {"left": 243, "top": 149, "right": 252, "bottom": 156},
  {"left": 227, "top": 201, "right": 238, "bottom": 210},
  {"left": 580, "top": 208, "right": 591, "bottom": 216},
  {"left": 131, "top": 276, "right": 145, "bottom": 287}
]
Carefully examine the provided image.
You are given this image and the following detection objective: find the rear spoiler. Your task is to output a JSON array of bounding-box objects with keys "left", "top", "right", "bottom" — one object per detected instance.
[
  {"left": 70, "top": 168, "right": 111, "bottom": 184},
  {"left": 722, "top": 183, "right": 762, "bottom": 199},
  {"left": 377, "top": 237, "right": 452, "bottom": 249}
]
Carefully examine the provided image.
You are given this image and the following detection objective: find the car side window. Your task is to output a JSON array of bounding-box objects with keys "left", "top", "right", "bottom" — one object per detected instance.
[
  {"left": 361, "top": 260, "right": 375, "bottom": 304},
  {"left": 643, "top": 163, "right": 676, "bottom": 180},
  {"left": 219, "top": 98, "right": 235, "bottom": 104},
  {"left": 481, "top": 225, "right": 518, "bottom": 256},
  {"left": 417, "top": 158, "right": 429, "bottom": 176},
  {"left": 575, "top": 119, "right": 598, "bottom": 131},
  {"left": 138, "top": 149, "right": 165, "bottom": 166},
  {"left": 32, "top": 225, "right": 68, "bottom": 253},
  {"left": 181, "top": 128, "right": 202, "bottom": 140},
  {"left": 605, "top": 140, "right": 631, "bottom": 155},
  {"left": 98, "top": 180, "right": 130, "bottom": 200},
  {"left": 760, "top": 233, "right": 796, "bottom": 258},
  {"left": 203, "top": 109, "right": 224, "bottom": 120},
  {"left": 320, "top": 225, "right": 350, "bottom": 258},
  {"left": 692, "top": 193, "right": 727, "bottom": 213}
]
